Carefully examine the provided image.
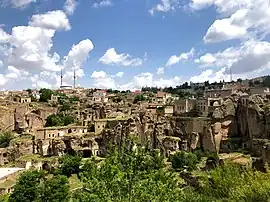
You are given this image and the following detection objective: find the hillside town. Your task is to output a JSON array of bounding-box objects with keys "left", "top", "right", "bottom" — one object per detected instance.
[{"left": 1, "top": 75, "right": 270, "bottom": 196}]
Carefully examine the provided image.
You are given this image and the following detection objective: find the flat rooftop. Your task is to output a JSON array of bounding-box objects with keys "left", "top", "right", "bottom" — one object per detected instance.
[{"left": 0, "top": 168, "right": 24, "bottom": 180}]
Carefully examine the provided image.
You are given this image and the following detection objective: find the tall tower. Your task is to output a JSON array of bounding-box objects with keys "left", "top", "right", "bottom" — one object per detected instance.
[
  {"left": 73, "top": 69, "right": 76, "bottom": 89},
  {"left": 60, "top": 69, "right": 63, "bottom": 87},
  {"left": 230, "top": 68, "right": 232, "bottom": 82}
]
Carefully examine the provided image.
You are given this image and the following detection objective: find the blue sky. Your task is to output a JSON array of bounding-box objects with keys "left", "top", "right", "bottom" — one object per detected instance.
[{"left": 0, "top": 0, "right": 270, "bottom": 90}]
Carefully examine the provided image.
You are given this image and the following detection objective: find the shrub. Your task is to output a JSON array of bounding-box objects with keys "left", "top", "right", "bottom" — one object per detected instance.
[{"left": 169, "top": 151, "right": 198, "bottom": 171}]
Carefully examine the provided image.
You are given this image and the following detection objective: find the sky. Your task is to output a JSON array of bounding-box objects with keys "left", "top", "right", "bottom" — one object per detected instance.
[{"left": 0, "top": 0, "right": 270, "bottom": 91}]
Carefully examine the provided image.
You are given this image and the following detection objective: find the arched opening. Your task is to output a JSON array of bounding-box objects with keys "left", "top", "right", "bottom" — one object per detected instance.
[
  {"left": 42, "top": 163, "right": 50, "bottom": 171},
  {"left": 68, "top": 129, "right": 72, "bottom": 133},
  {"left": 82, "top": 149, "right": 92, "bottom": 158}
]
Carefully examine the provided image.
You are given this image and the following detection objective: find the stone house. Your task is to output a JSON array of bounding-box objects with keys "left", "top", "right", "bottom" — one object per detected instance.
[
  {"left": 49, "top": 94, "right": 60, "bottom": 104},
  {"left": 164, "top": 105, "right": 174, "bottom": 116},
  {"left": 205, "top": 88, "right": 232, "bottom": 98},
  {"left": 154, "top": 91, "right": 172, "bottom": 104},
  {"left": 174, "top": 99, "right": 196, "bottom": 115},
  {"left": 0, "top": 148, "right": 9, "bottom": 166},
  {"left": 92, "top": 90, "right": 108, "bottom": 103},
  {"left": 196, "top": 98, "right": 208, "bottom": 116},
  {"left": 35, "top": 126, "right": 88, "bottom": 140}
]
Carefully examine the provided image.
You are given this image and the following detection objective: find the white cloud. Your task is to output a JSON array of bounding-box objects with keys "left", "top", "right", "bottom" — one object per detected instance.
[
  {"left": 157, "top": 67, "right": 164, "bottom": 75},
  {"left": 91, "top": 71, "right": 107, "bottom": 79},
  {"left": 0, "top": 28, "right": 10, "bottom": 43},
  {"left": 149, "top": 0, "right": 179, "bottom": 15},
  {"left": 6, "top": 0, "right": 37, "bottom": 8},
  {"left": 63, "top": 39, "right": 94, "bottom": 71},
  {"left": 189, "top": 68, "right": 230, "bottom": 83},
  {"left": 115, "top": 72, "right": 124, "bottom": 77},
  {"left": 0, "top": 74, "right": 8, "bottom": 86},
  {"left": 195, "top": 39, "right": 270, "bottom": 75},
  {"left": 29, "top": 10, "right": 71, "bottom": 31},
  {"left": 91, "top": 71, "right": 116, "bottom": 89},
  {"left": 0, "top": 60, "right": 3, "bottom": 67},
  {"left": 93, "top": 0, "right": 113, "bottom": 8},
  {"left": 193, "top": 0, "right": 270, "bottom": 43},
  {"left": 7, "top": 26, "right": 62, "bottom": 72},
  {"left": 166, "top": 48, "right": 195, "bottom": 66},
  {"left": 64, "top": 0, "right": 77, "bottom": 15},
  {"left": 195, "top": 53, "right": 216, "bottom": 66},
  {"left": 118, "top": 72, "right": 181, "bottom": 91},
  {"left": 99, "top": 48, "right": 143, "bottom": 67}
]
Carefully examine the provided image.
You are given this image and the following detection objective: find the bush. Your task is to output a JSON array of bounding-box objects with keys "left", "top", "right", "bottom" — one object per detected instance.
[
  {"left": 0, "top": 132, "right": 14, "bottom": 148},
  {"left": 169, "top": 151, "right": 198, "bottom": 171}
]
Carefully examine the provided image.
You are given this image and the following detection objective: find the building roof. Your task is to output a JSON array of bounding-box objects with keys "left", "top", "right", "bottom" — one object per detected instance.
[
  {"left": 0, "top": 168, "right": 24, "bottom": 180},
  {"left": 156, "top": 91, "right": 167, "bottom": 98}
]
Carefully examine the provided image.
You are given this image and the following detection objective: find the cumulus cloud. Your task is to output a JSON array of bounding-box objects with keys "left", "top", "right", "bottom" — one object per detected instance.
[
  {"left": 99, "top": 48, "right": 143, "bottom": 67},
  {"left": 115, "top": 72, "right": 124, "bottom": 77},
  {"left": 29, "top": 10, "right": 71, "bottom": 31},
  {"left": 63, "top": 39, "right": 94, "bottom": 71},
  {"left": 149, "top": 0, "right": 179, "bottom": 15},
  {"left": 119, "top": 72, "right": 181, "bottom": 91},
  {"left": 191, "top": 0, "right": 270, "bottom": 43},
  {"left": 93, "top": 0, "right": 113, "bottom": 8},
  {"left": 5, "top": 0, "right": 37, "bottom": 8},
  {"left": 7, "top": 26, "right": 61, "bottom": 72},
  {"left": 195, "top": 39, "right": 270, "bottom": 75},
  {"left": 64, "top": 0, "right": 77, "bottom": 15},
  {"left": 157, "top": 67, "right": 164, "bottom": 75},
  {"left": 166, "top": 48, "right": 195, "bottom": 66},
  {"left": 0, "top": 28, "right": 10, "bottom": 43},
  {"left": 91, "top": 71, "right": 116, "bottom": 89}
]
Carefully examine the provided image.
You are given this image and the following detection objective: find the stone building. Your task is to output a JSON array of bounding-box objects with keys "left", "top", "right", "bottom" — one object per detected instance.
[
  {"left": 205, "top": 88, "right": 232, "bottom": 98},
  {"left": 0, "top": 148, "right": 9, "bottom": 166},
  {"left": 174, "top": 99, "right": 196, "bottom": 114},
  {"left": 35, "top": 126, "right": 88, "bottom": 140}
]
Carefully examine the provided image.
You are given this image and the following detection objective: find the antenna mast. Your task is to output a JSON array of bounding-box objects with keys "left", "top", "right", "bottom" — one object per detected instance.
[{"left": 230, "top": 68, "right": 232, "bottom": 82}]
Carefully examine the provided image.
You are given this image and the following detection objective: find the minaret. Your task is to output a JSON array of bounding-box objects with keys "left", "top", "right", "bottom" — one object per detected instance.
[
  {"left": 73, "top": 69, "right": 76, "bottom": 89},
  {"left": 60, "top": 69, "right": 63, "bottom": 87}
]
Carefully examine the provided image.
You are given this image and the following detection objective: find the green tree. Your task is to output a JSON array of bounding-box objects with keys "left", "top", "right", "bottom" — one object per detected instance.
[
  {"left": 169, "top": 151, "right": 198, "bottom": 172},
  {"left": 45, "top": 114, "right": 63, "bottom": 127},
  {"left": 133, "top": 94, "right": 145, "bottom": 103},
  {"left": 63, "top": 116, "right": 75, "bottom": 126},
  {"left": 0, "top": 132, "right": 14, "bottom": 148},
  {"left": 39, "top": 88, "right": 54, "bottom": 102},
  {"left": 188, "top": 105, "right": 201, "bottom": 117},
  {"left": 9, "top": 171, "right": 42, "bottom": 202},
  {"left": 38, "top": 175, "right": 69, "bottom": 202},
  {"left": 58, "top": 155, "right": 82, "bottom": 178}
]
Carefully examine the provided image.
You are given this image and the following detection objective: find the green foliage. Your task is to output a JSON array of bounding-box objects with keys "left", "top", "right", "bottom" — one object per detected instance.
[
  {"left": 199, "top": 164, "right": 270, "bottom": 201},
  {"left": 169, "top": 151, "right": 198, "bottom": 171},
  {"left": 9, "top": 170, "right": 42, "bottom": 202},
  {"left": 263, "top": 76, "right": 270, "bottom": 87},
  {"left": 76, "top": 148, "right": 182, "bottom": 201},
  {"left": 187, "top": 105, "right": 202, "bottom": 117},
  {"left": 0, "top": 132, "right": 14, "bottom": 148},
  {"left": 39, "top": 88, "right": 54, "bottom": 102},
  {"left": 69, "top": 96, "right": 79, "bottom": 103},
  {"left": 59, "top": 103, "right": 71, "bottom": 112},
  {"left": 45, "top": 114, "right": 75, "bottom": 127},
  {"left": 133, "top": 94, "right": 145, "bottom": 103},
  {"left": 38, "top": 175, "right": 69, "bottom": 202},
  {"left": 9, "top": 170, "right": 69, "bottom": 202},
  {"left": 58, "top": 155, "right": 82, "bottom": 178}
]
